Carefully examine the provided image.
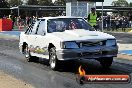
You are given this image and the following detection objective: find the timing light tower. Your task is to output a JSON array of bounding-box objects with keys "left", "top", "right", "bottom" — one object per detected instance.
[{"left": 66, "top": 0, "right": 104, "bottom": 18}]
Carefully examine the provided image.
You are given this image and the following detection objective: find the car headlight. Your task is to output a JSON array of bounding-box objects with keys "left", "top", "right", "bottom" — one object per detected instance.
[
  {"left": 60, "top": 41, "right": 79, "bottom": 49},
  {"left": 106, "top": 39, "right": 116, "bottom": 46}
]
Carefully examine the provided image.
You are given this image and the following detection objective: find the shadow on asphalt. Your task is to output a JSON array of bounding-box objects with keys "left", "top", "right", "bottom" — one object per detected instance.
[{"left": 31, "top": 58, "right": 132, "bottom": 75}]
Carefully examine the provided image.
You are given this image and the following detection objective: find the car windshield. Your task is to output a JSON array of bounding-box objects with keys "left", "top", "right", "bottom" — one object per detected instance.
[{"left": 47, "top": 18, "right": 94, "bottom": 33}]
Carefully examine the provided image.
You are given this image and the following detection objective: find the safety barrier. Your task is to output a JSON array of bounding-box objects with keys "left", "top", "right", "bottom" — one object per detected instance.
[{"left": 0, "top": 19, "right": 12, "bottom": 31}]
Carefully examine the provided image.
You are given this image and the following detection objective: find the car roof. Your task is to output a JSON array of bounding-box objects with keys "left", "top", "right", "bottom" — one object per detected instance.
[{"left": 38, "top": 16, "right": 83, "bottom": 20}]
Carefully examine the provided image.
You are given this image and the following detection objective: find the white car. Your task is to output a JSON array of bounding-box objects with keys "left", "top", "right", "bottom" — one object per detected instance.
[{"left": 19, "top": 16, "right": 118, "bottom": 70}]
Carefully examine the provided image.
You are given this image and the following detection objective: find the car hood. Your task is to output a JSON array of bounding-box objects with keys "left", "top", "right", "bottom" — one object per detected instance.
[{"left": 50, "top": 29, "right": 115, "bottom": 42}]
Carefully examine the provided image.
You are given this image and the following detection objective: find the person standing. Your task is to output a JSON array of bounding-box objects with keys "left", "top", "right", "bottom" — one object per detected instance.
[
  {"left": 106, "top": 15, "right": 111, "bottom": 31},
  {"left": 88, "top": 7, "right": 98, "bottom": 30},
  {"left": 8, "top": 14, "right": 15, "bottom": 29}
]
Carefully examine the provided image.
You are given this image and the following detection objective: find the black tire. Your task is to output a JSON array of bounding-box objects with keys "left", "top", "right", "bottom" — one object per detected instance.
[
  {"left": 23, "top": 45, "right": 37, "bottom": 62},
  {"left": 49, "top": 47, "right": 59, "bottom": 70},
  {"left": 98, "top": 57, "right": 113, "bottom": 69}
]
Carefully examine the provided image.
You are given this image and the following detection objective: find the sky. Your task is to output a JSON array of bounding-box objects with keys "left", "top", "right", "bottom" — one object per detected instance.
[
  {"left": 52, "top": 0, "right": 56, "bottom": 3},
  {"left": 96, "top": 0, "right": 131, "bottom": 6}
]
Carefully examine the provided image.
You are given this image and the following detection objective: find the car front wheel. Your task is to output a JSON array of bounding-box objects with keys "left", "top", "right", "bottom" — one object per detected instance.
[
  {"left": 24, "top": 45, "right": 37, "bottom": 62},
  {"left": 49, "top": 47, "right": 59, "bottom": 70}
]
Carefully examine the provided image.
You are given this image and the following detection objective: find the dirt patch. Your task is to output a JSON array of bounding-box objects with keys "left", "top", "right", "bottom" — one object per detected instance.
[
  {"left": 117, "top": 54, "right": 132, "bottom": 61},
  {"left": 0, "top": 71, "right": 34, "bottom": 88}
]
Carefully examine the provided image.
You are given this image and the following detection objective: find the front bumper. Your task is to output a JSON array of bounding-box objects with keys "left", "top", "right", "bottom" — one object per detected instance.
[{"left": 56, "top": 46, "right": 118, "bottom": 60}]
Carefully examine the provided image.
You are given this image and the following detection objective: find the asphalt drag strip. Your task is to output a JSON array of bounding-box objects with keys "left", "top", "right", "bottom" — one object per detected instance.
[{"left": 0, "top": 36, "right": 132, "bottom": 88}]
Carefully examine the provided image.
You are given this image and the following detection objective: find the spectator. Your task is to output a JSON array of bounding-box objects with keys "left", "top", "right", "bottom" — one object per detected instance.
[
  {"left": 122, "top": 17, "right": 127, "bottom": 32},
  {"left": 88, "top": 7, "right": 98, "bottom": 30},
  {"left": 106, "top": 15, "right": 111, "bottom": 31}
]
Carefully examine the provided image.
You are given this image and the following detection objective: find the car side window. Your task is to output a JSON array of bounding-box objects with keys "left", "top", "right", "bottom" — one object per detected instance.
[
  {"left": 47, "top": 20, "right": 57, "bottom": 33},
  {"left": 30, "top": 21, "right": 40, "bottom": 35},
  {"left": 36, "top": 20, "right": 45, "bottom": 35},
  {"left": 47, "top": 19, "right": 66, "bottom": 33}
]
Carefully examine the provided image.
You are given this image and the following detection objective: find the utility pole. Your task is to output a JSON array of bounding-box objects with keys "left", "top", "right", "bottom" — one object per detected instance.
[
  {"left": 101, "top": 2, "right": 103, "bottom": 32},
  {"left": 18, "top": 0, "right": 19, "bottom": 16}
]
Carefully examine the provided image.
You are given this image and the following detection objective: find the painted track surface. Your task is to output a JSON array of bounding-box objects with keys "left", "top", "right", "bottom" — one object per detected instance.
[
  {"left": 0, "top": 32, "right": 132, "bottom": 88},
  {"left": 0, "top": 31, "right": 21, "bottom": 36},
  {"left": 0, "top": 38, "right": 132, "bottom": 88}
]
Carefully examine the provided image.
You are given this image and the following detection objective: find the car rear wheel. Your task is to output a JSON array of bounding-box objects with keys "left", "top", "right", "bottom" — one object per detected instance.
[
  {"left": 98, "top": 57, "right": 113, "bottom": 69},
  {"left": 24, "top": 45, "right": 38, "bottom": 62},
  {"left": 49, "top": 47, "right": 59, "bottom": 70}
]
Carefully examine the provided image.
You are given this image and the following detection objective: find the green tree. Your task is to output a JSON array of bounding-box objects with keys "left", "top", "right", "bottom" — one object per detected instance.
[
  {"left": 8, "top": 0, "right": 23, "bottom": 7},
  {"left": 54, "top": 0, "right": 66, "bottom": 5},
  {"left": 53, "top": 0, "right": 66, "bottom": 16},
  {"left": 0, "top": 0, "right": 10, "bottom": 18},
  {"left": 111, "top": 0, "right": 128, "bottom": 6},
  {"left": 0, "top": 0, "right": 9, "bottom": 8},
  {"left": 38, "top": 0, "right": 53, "bottom": 6},
  {"left": 129, "top": 2, "right": 132, "bottom": 7},
  {"left": 27, "top": 0, "right": 38, "bottom": 5}
]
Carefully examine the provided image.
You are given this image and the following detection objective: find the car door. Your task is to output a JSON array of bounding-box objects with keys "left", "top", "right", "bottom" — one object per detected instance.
[
  {"left": 34, "top": 20, "right": 49, "bottom": 55},
  {"left": 26, "top": 20, "right": 40, "bottom": 52}
]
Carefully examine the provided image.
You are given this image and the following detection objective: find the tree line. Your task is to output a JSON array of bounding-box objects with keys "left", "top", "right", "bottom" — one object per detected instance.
[
  {"left": 0, "top": 0, "right": 65, "bottom": 17},
  {"left": 2, "top": 0, "right": 65, "bottom": 7},
  {"left": 0, "top": 0, "right": 132, "bottom": 17}
]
